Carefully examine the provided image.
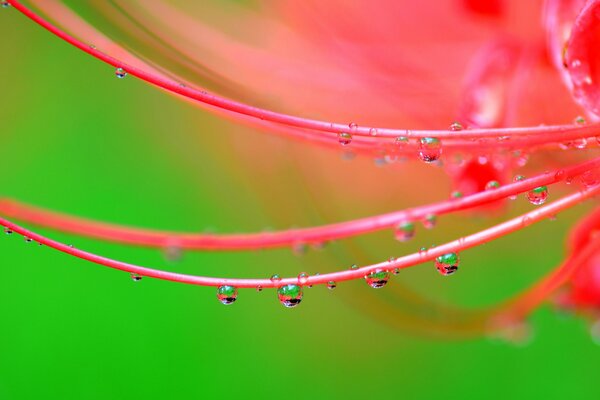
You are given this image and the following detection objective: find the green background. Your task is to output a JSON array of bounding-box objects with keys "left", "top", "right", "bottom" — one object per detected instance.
[{"left": 1, "top": 4, "right": 599, "bottom": 400}]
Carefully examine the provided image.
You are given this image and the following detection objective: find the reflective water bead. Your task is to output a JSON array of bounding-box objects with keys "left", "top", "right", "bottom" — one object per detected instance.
[
  {"left": 364, "top": 269, "right": 390, "bottom": 288},
  {"left": 485, "top": 180, "right": 500, "bottom": 190},
  {"left": 270, "top": 274, "right": 282, "bottom": 284},
  {"left": 369, "top": 128, "right": 378, "bottom": 136},
  {"left": 277, "top": 284, "right": 303, "bottom": 308},
  {"left": 527, "top": 186, "right": 548, "bottom": 205},
  {"left": 216, "top": 285, "right": 238, "bottom": 305},
  {"left": 449, "top": 121, "right": 463, "bottom": 131},
  {"left": 338, "top": 132, "right": 352, "bottom": 146},
  {"left": 348, "top": 122, "right": 358, "bottom": 132},
  {"left": 24, "top": 236, "right": 33, "bottom": 243},
  {"left": 297, "top": 272, "right": 309, "bottom": 285},
  {"left": 350, "top": 264, "right": 359, "bottom": 270},
  {"left": 130, "top": 273, "right": 142, "bottom": 282},
  {"left": 327, "top": 281, "right": 337, "bottom": 290},
  {"left": 451, "top": 190, "right": 463, "bottom": 199},
  {"left": 394, "top": 136, "right": 409, "bottom": 147},
  {"left": 435, "top": 253, "right": 460, "bottom": 276},
  {"left": 115, "top": 67, "right": 127, "bottom": 78},
  {"left": 394, "top": 221, "right": 415, "bottom": 242},
  {"left": 4, "top": 227, "right": 12, "bottom": 235},
  {"left": 422, "top": 214, "right": 437, "bottom": 229},
  {"left": 574, "top": 116, "right": 586, "bottom": 125},
  {"left": 419, "top": 137, "right": 442, "bottom": 163},
  {"left": 392, "top": 267, "right": 400, "bottom": 275},
  {"left": 1, "top": 1, "right": 10, "bottom": 8},
  {"left": 256, "top": 285, "right": 263, "bottom": 292}
]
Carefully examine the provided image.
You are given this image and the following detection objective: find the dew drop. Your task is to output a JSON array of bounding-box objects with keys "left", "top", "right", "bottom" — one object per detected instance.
[
  {"left": 419, "top": 137, "right": 442, "bottom": 163},
  {"left": 364, "top": 269, "right": 390, "bottom": 288},
  {"left": 527, "top": 186, "right": 548, "bottom": 205},
  {"left": 297, "top": 272, "right": 309, "bottom": 285},
  {"left": 130, "top": 273, "right": 142, "bottom": 282},
  {"left": 451, "top": 190, "right": 463, "bottom": 199},
  {"left": 485, "top": 180, "right": 500, "bottom": 190},
  {"left": 350, "top": 264, "right": 359, "bottom": 270},
  {"left": 277, "top": 284, "right": 303, "bottom": 308},
  {"left": 115, "top": 67, "right": 127, "bottom": 79},
  {"left": 392, "top": 267, "right": 400, "bottom": 275},
  {"left": 369, "top": 128, "right": 378, "bottom": 136},
  {"left": 327, "top": 281, "right": 337, "bottom": 290},
  {"left": 394, "top": 221, "right": 415, "bottom": 242},
  {"left": 1, "top": 1, "right": 10, "bottom": 8},
  {"left": 574, "top": 115, "right": 587, "bottom": 125},
  {"left": 256, "top": 285, "right": 263, "bottom": 292},
  {"left": 338, "top": 132, "right": 352, "bottom": 146},
  {"left": 394, "top": 136, "right": 409, "bottom": 147},
  {"left": 422, "top": 214, "right": 437, "bottom": 229},
  {"left": 24, "top": 236, "right": 32, "bottom": 243},
  {"left": 216, "top": 285, "right": 238, "bottom": 305},
  {"left": 348, "top": 122, "right": 358, "bottom": 131},
  {"left": 435, "top": 252, "right": 459, "bottom": 276},
  {"left": 449, "top": 121, "right": 463, "bottom": 131},
  {"left": 4, "top": 227, "right": 12, "bottom": 235},
  {"left": 270, "top": 274, "right": 282, "bottom": 284}
]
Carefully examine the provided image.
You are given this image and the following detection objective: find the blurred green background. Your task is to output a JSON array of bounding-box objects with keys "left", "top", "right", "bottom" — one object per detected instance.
[{"left": 1, "top": 4, "right": 600, "bottom": 400}]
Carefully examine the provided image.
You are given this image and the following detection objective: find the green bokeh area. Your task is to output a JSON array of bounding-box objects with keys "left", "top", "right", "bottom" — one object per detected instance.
[{"left": 1, "top": 6, "right": 600, "bottom": 400}]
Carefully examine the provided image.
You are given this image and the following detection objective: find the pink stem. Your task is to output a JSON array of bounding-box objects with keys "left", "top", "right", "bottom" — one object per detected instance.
[
  {"left": 7, "top": 0, "right": 600, "bottom": 144},
  {"left": 1, "top": 184, "right": 598, "bottom": 288}
]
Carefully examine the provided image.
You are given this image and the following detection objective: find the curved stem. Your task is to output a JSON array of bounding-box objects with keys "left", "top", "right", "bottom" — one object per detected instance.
[
  {"left": 7, "top": 0, "right": 600, "bottom": 144},
  {"left": 1, "top": 184, "right": 597, "bottom": 288}
]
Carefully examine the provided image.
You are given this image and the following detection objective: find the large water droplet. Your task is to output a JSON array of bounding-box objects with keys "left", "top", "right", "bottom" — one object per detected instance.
[
  {"left": 216, "top": 285, "right": 238, "bottom": 305},
  {"left": 338, "top": 132, "right": 352, "bottom": 146},
  {"left": 419, "top": 137, "right": 442, "bottom": 163},
  {"left": 527, "top": 186, "right": 548, "bottom": 205},
  {"left": 435, "top": 252, "right": 459, "bottom": 276},
  {"left": 277, "top": 284, "right": 303, "bottom": 308},
  {"left": 364, "top": 269, "right": 390, "bottom": 288},
  {"left": 394, "top": 221, "right": 415, "bottom": 242},
  {"left": 115, "top": 67, "right": 127, "bottom": 79},
  {"left": 422, "top": 214, "right": 437, "bottom": 229}
]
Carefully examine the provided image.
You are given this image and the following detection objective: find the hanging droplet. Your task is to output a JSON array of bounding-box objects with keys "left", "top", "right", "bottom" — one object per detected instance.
[
  {"left": 527, "top": 186, "right": 548, "bottom": 205},
  {"left": 115, "top": 67, "right": 127, "bottom": 79},
  {"left": 435, "top": 253, "right": 460, "bottom": 276},
  {"left": 4, "top": 227, "right": 12, "bottom": 235},
  {"left": 327, "top": 281, "right": 337, "bottom": 290},
  {"left": 130, "top": 273, "right": 143, "bottom": 282},
  {"left": 350, "top": 264, "right": 359, "bottom": 270},
  {"left": 419, "top": 137, "right": 442, "bottom": 163},
  {"left": 216, "top": 285, "right": 238, "bottom": 305},
  {"left": 574, "top": 116, "right": 586, "bottom": 125},
  {"left": 338, "top": 132, "right": 352, "bottom": 146},
  {"left": 394, "top": 136, "right": 409, "bottom": 147},
  {"left": 364, "top": 269, "right": 390, "bottom": 288},
  {"left": 297, "top": 272, "right": 309, "bottom": 285},
  {"left": 394, "top": 221, "right": 415, "bottom": 242},
  {"left": 485, "top": 180, "right": 500, "bottom": 190},
  {"left": 1, "top": 1, "right": 10, "bottom": 8},
  {"left": 449, "top": 121, "right": 463, "bottom": 131},
  {"left": 451, "top": 190, "right": 463, "bottom": 199},
  {"left": 422, "top": 214, "right": 437, "bottom": 229},
  {"left": 348, "top": 122, "right": 358, "bottom": 131},
  {"left": 256, "top": 285, "right": 263, "bottom": 292},
  {"left": 277, "top": 284, "right": 303, "bottom": 308},
  {"left": 270, "top": 274, "right": 282, "bottom": 284},
  {"left": 392, "top": 267, "right": 400, "bottom": 275},
  {"left": 24, "top": 236, "right": 33, "bottom": 243}
]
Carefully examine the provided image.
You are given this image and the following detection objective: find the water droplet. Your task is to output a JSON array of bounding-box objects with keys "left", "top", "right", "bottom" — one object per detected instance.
[
  {"left": 216, "top": 285, "right": 238, "bottom": 305},
  {"left": 130, "top": 273, "right": 142, "bottom": 282},
  {"left": 4, "top": 228, "right": 12, "bottom": 235},
  {"left": 24, "top": 236, "right": 32, "bottom": 243},
  {"left": 270, "top": 274, "right": 282, "bottom": 284},
  {"left": 449, "top": 121, "right": 463, "bottom": 131},
  {"left": 348, "top": 122, "right": 358, "bottom": 132},
  {"left": 327, "top": 281, "right": 337, "bottom": 290},
  {"left": 485, "top": 180, "right": 500, "bottom": 190},
  {"left": 394, "top": 221, "right": 415, "bottom": 242},
  {"left": 509, "top": 175, "right": 525, "bottom": 200},
  {"left": 1, "top": 1, "right": 10, "bottom": 8},
  {"left": 369, "top": 128, "right": 378, "bottom": 136},
  {"left": 338, "top": 132, "right": 352, "bottom": 146},
  {"left": 364, "top": 269, "right": 390, "bottom": 288},
  {"left": 527, "top": 186, "right": 548, "bottom": 205},
  {"left": 392, "top": 267, "right": 400, "bottom": 275},
  {"left": 277, "top": 284, "right": 303, "bottom": 308},
  {"left": 419, "top": 137, "right": 442, "bottom": 163},
  {"left": 451, "top": 190, "right": 463, "bottom": 199},
  {"left": 115, "top": 67, "right": 127, "bottom": 79},
  {"left": 256, "top": 285, "right": 263, "bottom": 292},
  {"left": 394, "top": 136, "right": 409, "bottom": 147},
  {"left": 422, "top": 214, "right": 437, "bottom": 229},
  {"left": 297, "top": 272, "right": 309, "bottom": 285},
  {"left": 435, "top": 252, "right": 459, "bottom": 276},
  {"left": 574, "top": 116, "right": 586, "bottom": 125},
  {"left": 350, "top": 264, "right": 359, "bottom": 270}
]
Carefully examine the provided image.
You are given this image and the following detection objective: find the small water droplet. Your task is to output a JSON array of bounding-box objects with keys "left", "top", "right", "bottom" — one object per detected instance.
[
  {"left": 419, "top": 137, "right": 442, "bottom": 163},
  {"left": 394, "top": 136, "right": 409, "bottom": 147},
  {"left": 256, "top": 285, "right": 263, "bottom": 292},
  {"left": 485, "top": 180, "right": 500, "bottom": 190},
  {"left": 4, "top": 227, "right": 12, "bottom": 235},
  {"left": 527, "top": 186, "right": 548, "bottom": 205},
  {"left": 422, "top": 214, "right": 437, "bottom": 229},
  {"left": 350, "top": 264, "right": 359, "bottom": 270},
  {"left": 394, "top": 221, "right": 415, "bottom": 242},
  {"left": 364, "top": 269, "right": 390, "bottom": 288},
  {"left": 338, "top": 132, "right": 352, "bottom": 146},
  {"left": 327, "top": 281, "right": 337, "bottom": 290},
  {"left": 277, "top": 284, "right": 303, "bottom": 308},
  {"left": 451, "top": 190, "right": 463, "bottom": 199},
  {"left": 369, "top": 128, "right": 378, "bottom": 136},
  {"left": 297, "top": 272, "right": 309, "bottom": 285},
  {"left": 270, "top": 274, "right": 282, "bottom": 284},
  {"left": 449, "top": 121, "right": 463, "bottom": 131},
  {"left": 216, "top": 285, "right": 238, "bottom": 305},
  {"left": 435, "top": 252, "right": 459, "bottom": 276},
  {"left": 115, "top": 67, "right": 127, "bottom": 79},
  {"left": 24, "top": 236, "right": 32, "bottom": 243},
  {"left": 130, "top": 273, "right": 142, "bottom": 282},
  {"left": 574, "top": 115, "right": 586, "bottom": 125},
  {"left": 348, "top": 122, "right": 358, "bottom": 132},
  {"left": 1, "top": 1, "right": 10, "bottom": 8},
  {"left": 392, "top": 267, "right": 400, "bottom": 275}
]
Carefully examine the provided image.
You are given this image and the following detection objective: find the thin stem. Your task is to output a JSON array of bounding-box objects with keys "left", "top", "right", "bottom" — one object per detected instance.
[{"left": 1, "top": 184, "right": 597, "bottom": 288}]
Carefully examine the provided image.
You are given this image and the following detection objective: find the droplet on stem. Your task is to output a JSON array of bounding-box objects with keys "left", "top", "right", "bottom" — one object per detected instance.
[
  {"left": 216, "top": 285, "right": 238, "bottom": 305},
  {"left": 435, "top": 253, "right": 460, "bottom": 276},
  {"left": 419, "top": 137, "right": 442, "bottom": 163},
  {"left": 394, "top": 221, "right": 415, "bottom": 242},
  {"left": 130, "top": 273, "right": 143, "bottom": 282},
  {"left": 364, "top": 269, "right": 390, "bottom": 288},
  {"left": 527, "top": 186, "right": 548, "bottom": 205},
  {"left": 277, "top": 284, "right": 303, "bottom": 308},
  {"left": 338, "top": 132, "right": 352, "bottom": 146},
  {"left": 115, "top": 67, "right": 127, "bottom": 79}
]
